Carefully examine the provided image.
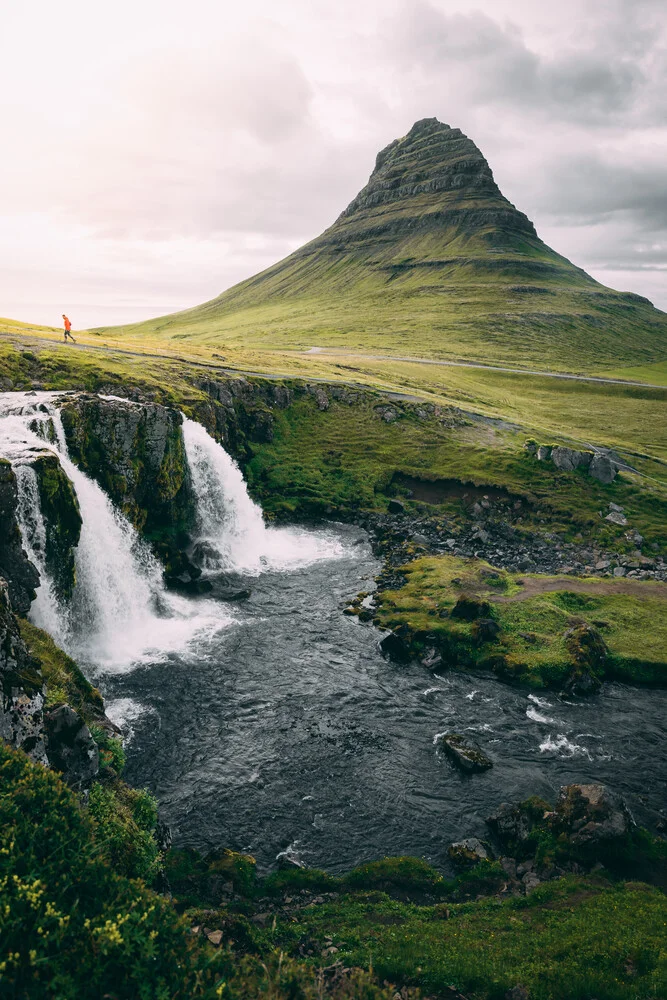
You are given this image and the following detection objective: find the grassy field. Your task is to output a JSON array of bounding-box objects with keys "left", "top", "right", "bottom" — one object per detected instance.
[
  {"left": 375, "top": 555, "right": 667, "bottom": 687},
  {"left": 79, "top": 119, "right": 667, "bottom": 374}
]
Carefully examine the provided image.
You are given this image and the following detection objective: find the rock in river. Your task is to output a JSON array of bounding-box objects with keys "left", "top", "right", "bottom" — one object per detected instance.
[{"left": 437, "top": 733, "right": 493, "bottom": 773}]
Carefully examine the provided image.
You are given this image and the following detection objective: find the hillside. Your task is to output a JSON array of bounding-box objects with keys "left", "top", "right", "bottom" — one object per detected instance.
[{"left": 105, "top": 118, "right": 667, "bottom": 372}]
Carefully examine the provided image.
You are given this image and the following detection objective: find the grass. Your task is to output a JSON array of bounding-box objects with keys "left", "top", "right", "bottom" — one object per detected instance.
[
  {"left": 17, "top": 619, "right": 104, "bottom": 719},
  {"left": 375, "top": 555, "right": 667, "bottom": 687},
  {"left": 268, "top": 878, "right": 667, "bottom": 1000}
]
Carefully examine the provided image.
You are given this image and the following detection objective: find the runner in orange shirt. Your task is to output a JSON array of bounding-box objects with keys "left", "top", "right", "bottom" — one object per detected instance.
[{"left": 62, "top": 314, "right": 76, "bottom": 343}]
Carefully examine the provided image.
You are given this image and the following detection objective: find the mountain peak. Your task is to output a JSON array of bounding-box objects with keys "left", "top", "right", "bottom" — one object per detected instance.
[{"left": 333, "top": 118, "right": 536, "bottom": 244}]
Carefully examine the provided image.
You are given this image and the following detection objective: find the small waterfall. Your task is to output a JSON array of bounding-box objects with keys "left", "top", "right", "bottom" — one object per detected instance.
[
  {"left": 14, "top": 462, "right": 68, "bottom": 643},
  {"left": 182, "top": 417, "right": 345, "bottom": 575}
]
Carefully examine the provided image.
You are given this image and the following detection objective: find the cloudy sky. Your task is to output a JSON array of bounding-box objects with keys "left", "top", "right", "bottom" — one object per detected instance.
[{"left": 2, "top": 0, "right": 666, "bottom": 328}]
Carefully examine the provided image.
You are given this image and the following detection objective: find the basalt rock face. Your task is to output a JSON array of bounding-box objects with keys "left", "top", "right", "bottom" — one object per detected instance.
[
  {"left": 32, "top": 454, "right": 82, "bottom": 603},
  {"left": 0, "top": 460, "right": 39, "bottom": 614},
  {"left": 0, "top": 578, "right": 47, "bottom": 764},
  {"left": 59, "top": 395, "right": 194, "bottom": 572}
]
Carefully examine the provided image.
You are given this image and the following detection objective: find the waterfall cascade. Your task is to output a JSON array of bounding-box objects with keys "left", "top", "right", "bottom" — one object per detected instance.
[
  {"left": 0, "top": 393, "right": 228, "bottom": 671},
  {"left": 182, "top": 417, "right": 344, "bottom": 575},
  {"left": 0, "top": 394, "right": 347, "bottom": 674}
]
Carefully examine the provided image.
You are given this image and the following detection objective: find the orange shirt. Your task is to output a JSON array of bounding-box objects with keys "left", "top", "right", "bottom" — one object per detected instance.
[{"left": 63, "top": 316, "right": 71, "bottom": 332}]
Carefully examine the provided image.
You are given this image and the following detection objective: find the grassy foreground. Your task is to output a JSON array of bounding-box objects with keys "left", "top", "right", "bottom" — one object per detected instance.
[
  {"left": 3, "top": 740, "right": 667, "bottom": 1000},
  {"left": 375, "top": 555, "right": 667, "bottom": 688}
]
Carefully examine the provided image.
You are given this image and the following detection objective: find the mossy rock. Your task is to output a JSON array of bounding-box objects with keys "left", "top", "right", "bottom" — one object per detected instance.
[{"left": 32, "top": 454, "right": 82, "bottom": 602}]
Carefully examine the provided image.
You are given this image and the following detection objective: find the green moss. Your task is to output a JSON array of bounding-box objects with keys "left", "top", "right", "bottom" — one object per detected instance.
[
  {"left": 32, "top": 454, "right": 82, "bottom": 602},
  {"left": 17, "top": 619, "right": 104, "bottom": 719},
  {"left": 376, "top": 555, "right": 667, "bottom": 688}
]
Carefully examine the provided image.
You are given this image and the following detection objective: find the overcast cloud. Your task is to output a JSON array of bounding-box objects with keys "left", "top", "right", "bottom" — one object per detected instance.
[{"left": 1, "top": 0, "right": 666, "bottom": 327}]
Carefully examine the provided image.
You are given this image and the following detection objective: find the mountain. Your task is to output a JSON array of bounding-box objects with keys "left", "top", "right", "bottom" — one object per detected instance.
[{"left": 112, "top": 118, "right": 667, "bottom": 371}]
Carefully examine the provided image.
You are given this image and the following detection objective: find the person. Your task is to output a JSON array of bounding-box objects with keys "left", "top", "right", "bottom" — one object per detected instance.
[{"left": 62, "top": 314, "right": 76, "bottom": 343}]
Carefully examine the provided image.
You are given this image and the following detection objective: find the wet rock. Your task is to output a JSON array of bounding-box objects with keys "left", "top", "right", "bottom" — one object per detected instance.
[
  {"left": 0, "top": 461, "right": 39, "bottom": 614},
  {"left": 421, "top": 646, "right": 443, "bottom": 670},
  {"left": 563, "top": 624, "right": 607, "bottom": 694},
  {"left": 553, "top": 784, "right": 633, "bottom": 846},
  {"left": 31, "top": 453, "right": 82, "bottom": 602},
  {"left": 276, "top": 850, "right": 306, "bottom": 870},
  {"left": 388, "top": 498, "right": 406, "bottom": 514},
  {"left": 451, "top": 594, "right": 492, "bottom": 621},
  {"left": 437, "top": 733, "right": 493, "bottom": 773},
  {"left": 45, "top": 704, "right": 99, "bottom": 788},
  {"left": 448, "top": 837, "right": 491, "bottom": 867},
  {"left": 0, "top": 578, "right": 47, "bottom": 764}
]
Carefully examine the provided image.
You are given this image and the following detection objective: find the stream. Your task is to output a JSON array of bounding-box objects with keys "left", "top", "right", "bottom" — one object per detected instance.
[{"left": 1, "top": 391, "right": 666, "bottom": 874}]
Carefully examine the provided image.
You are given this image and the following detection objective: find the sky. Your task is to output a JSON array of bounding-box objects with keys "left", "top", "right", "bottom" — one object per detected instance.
[{"left": 1, "top": 0, "right": 666, "bottom": 328}]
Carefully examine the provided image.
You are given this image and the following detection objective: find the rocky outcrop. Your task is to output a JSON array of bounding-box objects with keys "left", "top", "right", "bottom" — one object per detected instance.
[
  {"left": 553, "top": 784, "right": 633, "bottom": 846},
  {"left": 44, "top": 703, "right": 99, "bottom": 788},
  {"left": 32, "top": 453, "right": 82, "bottom": 602},
  {"left": 0, "top": 460, "right": 39, "bottom": 614},
  {"left": 563, "top": 624, "right": 607, "bottom": 694},
  {"left": 0, "top": 578, "right": 47, "bottom": 764},
  {"left": 59, "top": 394, "right": 194, "bottom": 574},
  {"left": 448, "top": 838, "right": 491, "bottom": 867},
  {"left": 531, "top": 443, "right": 620, "bottom": 484}
]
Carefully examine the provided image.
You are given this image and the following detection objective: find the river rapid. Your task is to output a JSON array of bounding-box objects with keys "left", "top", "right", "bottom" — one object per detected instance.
[
  {"left": 1, "top": 392, "right": 665, "bottom": 875},
  {"left": 105, "top": 533, "right": 667, "bottom": 874}
]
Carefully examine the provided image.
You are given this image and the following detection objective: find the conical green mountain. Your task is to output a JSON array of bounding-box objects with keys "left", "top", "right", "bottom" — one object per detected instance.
[{"left": 118, "top": 118, "right": 667, "bottom": 371}]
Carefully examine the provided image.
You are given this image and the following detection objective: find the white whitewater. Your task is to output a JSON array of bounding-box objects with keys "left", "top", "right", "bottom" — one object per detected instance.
[
  {"left": 0, "top": 393, "right": 230, "bottom": 672},
  {"left": 182, "top": 417, "right": 346, "bottom": 575}
]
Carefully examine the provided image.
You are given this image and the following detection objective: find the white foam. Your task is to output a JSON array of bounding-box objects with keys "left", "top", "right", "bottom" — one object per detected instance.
[
  {"left": 526, "top": 706, "right": 556, "bottom": 724},
  {"left": 539, "top": 734, "right": 592, "bottom": 758},
  {"left": 182, "top": 417, "right": 349, "bottom": 576}
]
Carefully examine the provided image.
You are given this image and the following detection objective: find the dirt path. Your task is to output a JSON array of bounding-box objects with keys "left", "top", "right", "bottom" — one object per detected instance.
[
  {"left": 304, "top": 347, "right": 667, "bottom": 390},
  {"left": 490, "top": 576, "right": 667, "bottom": 602}
]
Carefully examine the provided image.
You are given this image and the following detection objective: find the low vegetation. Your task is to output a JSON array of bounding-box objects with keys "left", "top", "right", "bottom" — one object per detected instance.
[{"left": 375, "top": 555, "right": 667, "bottom": 687}]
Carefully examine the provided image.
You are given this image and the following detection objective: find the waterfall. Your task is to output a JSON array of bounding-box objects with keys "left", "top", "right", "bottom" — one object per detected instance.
[
  {"left": 14, "top": 462, "right": 68, "bottom": 644},
  {"left": 181, "top": 417, "right": 345, "bottom": 575},
  {"left": 0, "top": 393, "right": 230, "bottom": 672}
]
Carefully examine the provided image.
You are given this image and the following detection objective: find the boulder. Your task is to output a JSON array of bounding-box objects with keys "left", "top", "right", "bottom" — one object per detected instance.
[
  {"left": 387, "top": 498, "right": 406, "bottom": 514},
  {"left": 437, "top": 733, "right": 493, "bottom": 773},
  {"left": 379, "top": 630, "right": 411, "bottom": 663},
  {"left": 486, "top": 797, "right": 550, "bottom": 853},
  {"left": 448, "top": 837, "right": 491, "bottom": 867},
  {"left": 589, "top": 454, "right": 617, "bottom": 483},
  {"left": 553, "top": 784, "right": 633, "bottom": 846},
  {"left": 550, "top": 447, "right": 592, "bottom": 472},
  {"left": 605, "top": 510, "right": 628, "bottom": 526},
  {"left": 472, "top": 618, "right": 501, "bottom": 644},
  {"left": 45, "top": 704, "right": 99, "bottom": 788},
  {"left": 563, "top": 624, "right": 607, "bottom": 694},
  {"left": 421, "top": 646, "right": 443, "bottom": 670},
  {"left": 536, "top": 446, "right": 551, "bottom": 462}
]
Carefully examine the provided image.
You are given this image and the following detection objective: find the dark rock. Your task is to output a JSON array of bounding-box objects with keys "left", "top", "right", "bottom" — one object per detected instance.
[
  {"left": 45, "top": 704, "right": 99, "bottom": 788},
  {"left": 505, "top": 986, "right": 530, "bottom": 1000},
  {"left": 451, "top": 594, "right": 492, "bottom": 621},
  {"left": 437, "top": 733, "right": 492, "bottom": 773},
  {"left": 448, "top": 837, "right": 490, "bottom": 867},
  {"left": 563, "top": 624, "right": 607, "bottom": 694},
  {"left": 0, "top": 461, "right": 39, "bottom": 614},
  {"left": 31, "top": 453, "right": 82, "bottom": 602},
  {"left": 218, "top": 588, "right": 252, "bottom": 602},
  {"left": 553, "top": 784, "right": 633, "bottom": 846},
  {"left": 550, "top": 446, "right": 592, "bottom": 472},
  {"left": 421, "top": 646, "right": 443, "bottom": 670},
  {"left": 589, "top": 454, "right": 617, "bottom": 483},
  {"left": 387, "top": 498, "right": 406, "bottom": 514},
  {"left": 472, "top": 618, "right": 501, "bottom": 644},
  {"left": 379, "top": 630, "right": 411, "bottom": 663},
  {"left": 486, "top": 798, "right": 550, "bottom": 853},
  {"left": 0, "top": 578, "right": 47, "bottom": 764}
]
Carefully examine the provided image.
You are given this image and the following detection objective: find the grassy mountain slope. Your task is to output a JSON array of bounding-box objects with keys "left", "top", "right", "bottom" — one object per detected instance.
[{"left": 104, "top": 118, "right": 667, "bottom": 372}]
